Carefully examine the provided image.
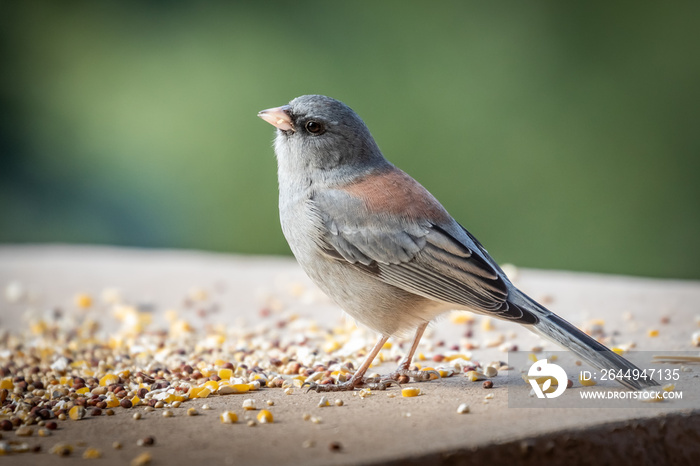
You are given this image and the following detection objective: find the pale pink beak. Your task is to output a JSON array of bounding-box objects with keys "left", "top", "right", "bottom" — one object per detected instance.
[{"left": 257, "top": 105, "right": 295, "bottom": 132}]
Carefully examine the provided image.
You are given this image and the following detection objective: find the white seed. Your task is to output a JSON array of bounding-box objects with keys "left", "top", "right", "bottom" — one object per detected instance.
[
  {"left": 457, "top": 403, "right": 470, "bottom": 414},
  {"left": 484, "top": 366, "right": 498, "bottom": 378},
  {"left": 162, "top": 410, "right": 173, "bottom": 417},
  {"left": 242, "top": 399, "right": 256, "bottom": 410},
  {"left": 133, "top": 412, "right": 142, "bottom": 420},
  {"left": 334, "top": 399, "right": 343, "bottom": 407}
]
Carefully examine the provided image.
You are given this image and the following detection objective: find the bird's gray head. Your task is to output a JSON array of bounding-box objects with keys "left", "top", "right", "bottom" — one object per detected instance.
[{"left": 258, "top": 95, "right": 389, "bottom": 184}]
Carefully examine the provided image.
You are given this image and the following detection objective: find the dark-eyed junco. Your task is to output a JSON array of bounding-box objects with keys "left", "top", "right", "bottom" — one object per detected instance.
[{"left": 258, "top": 95, "right": 657, "bottom": 392}]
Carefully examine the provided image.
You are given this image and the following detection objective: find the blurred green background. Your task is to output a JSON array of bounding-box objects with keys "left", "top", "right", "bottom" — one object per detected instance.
[{"left": 1, "top": 2, "right": 699, "bottom": 279}]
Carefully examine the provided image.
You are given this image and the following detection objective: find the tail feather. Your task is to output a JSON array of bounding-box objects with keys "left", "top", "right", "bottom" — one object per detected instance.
[{"left": 512, "top": 294, "right": 659, "bottom": 390}]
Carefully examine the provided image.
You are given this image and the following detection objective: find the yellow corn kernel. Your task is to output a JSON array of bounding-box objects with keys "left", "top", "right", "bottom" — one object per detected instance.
[
  {"left": 232, "top": 383, "right": 251, "bottom": 394},
  {"left": 662, "top": 383, "right": 675, "bottom": 392},
  {"left": 323, "top": 339, "right": 341, "bottom": 353},
  {"left": 204, "top": 380, "right": 219, "bottom": 391},
  {"left": 60, "top": 376, "right": 72, "bottom": 386},
  {"left": 579, "top": 374, "right": 597, "bottom": 386},
  {"left": 648, "top": 329, "right": 659, "bottom": 337},
  {"left": 382, "top": 341, "right": 393, "bottom": 349},
  {"left": 450, "top": 312, "right": 474, "bottom": 324},
  {"left": 69, "top": 406, "right": 86, "bottom": 420},
  {"left": 218, "top": 368, "right": 233, "bottom": 379},
  {"left": 164, "top": 393, "right": 186, "bottom": 403},
  {"left": 106, "top": 398, "right": 120, "bottom": 408},
  {"left": 466, "top": 371, "right": 485, "bottom": 382},
  {"left": 130, "top": 452, "right": 152, "bottom": 466},
  {"left": 83, "top": 448, "right": 101, "bottom": 459},
  {"left": 76, "top": 387, "right": 89, "bottom": 395},
  {"left": 75, "top": 293, "right": 93, "bottom": 309},
  {"left": 481, "top": 317, "right": 494, "bottom": 331},
  {"left": 401, "top": 387, "right": 421, "bottom": 397},
  {"left": 247, "top": 382, "right": 259, "bottom": 391},
  {"left": 242, "top": 399, "right": 256, "bottom": 410},
  {"left": 189, "top": 386, "right": 211, "bottom": 399},
  {"left": 611, "top": 347, "right": 625, "bottom": 355},
  {"left": 220, "top": 411, "right": 238, "bottom": 424},
  {"left": 131, "top": 396, "right": 141, "bottom": 407},
  {"left": 528, "top": 353, "right": 538, "bottom": 362},
  {"left": 438, "top": 368, "right": 454, "bottom": 378},
  {"left": 417, "top": 353, "right": 427, "bottom": 361},
  {"left": 99, "top": 374, "right": 119, "bottom": 386},
  {"left": 0, "top": 378, "right": 14, "bottom": 390},
  {"left": 444, "top": 353, "right": 471, "bottom": 362},
  {"left": 257, "top": 409, "right": 273, "bottom": 423},
  {"left": 214, "top": 359, "right": 227, "bottom": 367},
  {"left": 421, "top": 368, "right": 440, "bottom": 380},
  {"left": 118, "top": 370, "right": 131, "bottom": 379}
]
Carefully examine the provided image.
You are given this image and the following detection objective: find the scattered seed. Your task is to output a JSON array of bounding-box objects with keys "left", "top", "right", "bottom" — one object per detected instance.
[
  {"left": 302, "top": 413, "right": 311, "bottom": 421},
  {"left": 113, "top": 441, "right": 122, "bottom": 450},
  {"left": 247, "top": 420, "right": 256, "bottom": 427},
  {"left": 242, "top": 399, "right": 256, "bottom": 410},
  {"left": 257, "top": 409, "right": 273, "bottom": 424},
  {"left": 284, "top": 387, "right": 293, "bottom": 395},
  {"left": 329, "top": 441, "right": 342, "bottom": 452},
  {"left": 137, "top": 436, "right": 155, "bottom": 447},
  {"left": 220, "top": 411, "right": 238, "bottom": 424},
  {"left": 68, "top": 406, "right": 86, "bottom": 420},
  {"left": 133, "top": 412, "right": 142, "bottom": 420},
  {"left": 401, "top": 387, "right": 421, "bottom": 397},
  {"left": 202, "top": 404, "right": 212, "bottom": 410},
  {"left": 16, "top": 426, "right": 33, "bottom": 437},
  {"left": 131, "top": 452, "right": 152, "bottom": 466},
  {"left": 483, "top": 380, "right": 493, "bottom": 389},
  {"left": 105, "top": 409, "right": 115, "bottom": 416},
  {"left": 162, "top": 410, "right": 174, "bottom": 418},
  {"left": 457, "top": 403, "right": 470, "bottom": 414},
  {"left": 83, "top": 448, "right": 102, "bottom": 459},
  {"left": 50, "top": 443, "right": 73, "bottom": 456},
  {"left": 266, "top": 400, "right": 274, "bottom": 406},
  {"left": 120, "top": 398, "right": 133, "bottom": 409},
  {"left": 302, "top": 440, "right": 315, "bottom": 448},
  {"left": 334, "top": 399, "right": 344, "bottom": 407},
  {"left": 38, "top": 428, "right": 51, "bottom": 437},
  {"left": 187, "top": 408, "right": 198, "bottom": 416}
]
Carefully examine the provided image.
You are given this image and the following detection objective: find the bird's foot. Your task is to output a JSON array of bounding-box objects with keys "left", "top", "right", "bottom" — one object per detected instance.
[
  {"left": 302, "top": 377, "right": 400, "bottom": 393},
  {"left": 388, "top": 368, "right": 440, "bottom": 383}
]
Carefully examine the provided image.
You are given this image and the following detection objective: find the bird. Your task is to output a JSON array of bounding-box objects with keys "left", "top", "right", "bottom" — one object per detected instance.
[{"left": 258, "top": 94, "right": 657, "bottom": 392}]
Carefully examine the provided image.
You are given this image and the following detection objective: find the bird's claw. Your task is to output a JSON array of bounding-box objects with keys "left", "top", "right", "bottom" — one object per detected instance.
[{"left": 390, "top": 368, "right": 441, "bottom": 382}]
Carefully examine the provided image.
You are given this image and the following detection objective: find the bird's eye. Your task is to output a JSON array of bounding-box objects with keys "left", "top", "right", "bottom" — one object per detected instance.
[{"left": 305, "top": 120, "right": 324, "bottom": 135}]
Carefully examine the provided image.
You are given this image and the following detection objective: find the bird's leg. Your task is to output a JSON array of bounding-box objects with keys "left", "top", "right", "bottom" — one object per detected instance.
[
  {"left": 304, "top": 334, "right": 399, "bottom": 392},
  {"left": 387, "top": 322, "right": 439, "bottom": 382}
]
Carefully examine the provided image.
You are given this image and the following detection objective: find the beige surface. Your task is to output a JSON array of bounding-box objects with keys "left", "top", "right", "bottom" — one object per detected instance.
[{"left": 1, "top": 245, "right": 699, "bottom": 465}]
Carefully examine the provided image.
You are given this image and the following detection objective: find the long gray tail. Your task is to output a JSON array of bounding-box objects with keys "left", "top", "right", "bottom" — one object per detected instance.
[{"left": 511, "top": 293, "right": 658, "bottom": 390}]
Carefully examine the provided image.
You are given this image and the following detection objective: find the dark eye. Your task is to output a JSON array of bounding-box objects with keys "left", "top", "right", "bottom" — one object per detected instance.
[{"left": 305, "top": 120, "right": 324, "bottom": 135}]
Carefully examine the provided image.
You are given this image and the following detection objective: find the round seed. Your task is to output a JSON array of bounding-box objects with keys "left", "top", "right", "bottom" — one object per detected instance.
[
  {"left": 483, "top": 380, "right": 493, "bottom": 389},
  {"left": 133, "top": 412, "right": 142, "bottom": 420},
  {"left": 162, "top": 410, "right": 173, "bottom": 418}
]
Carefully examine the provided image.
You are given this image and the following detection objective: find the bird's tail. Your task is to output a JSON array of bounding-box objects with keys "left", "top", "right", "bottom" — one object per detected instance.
[{"left": 512, "top": 293, "right": 658, "bottom": 390}]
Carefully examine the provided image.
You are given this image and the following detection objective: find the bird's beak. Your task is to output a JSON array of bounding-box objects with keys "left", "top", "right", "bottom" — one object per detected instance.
[{"left": 257, "top": 105, "right": 295, "bottom": 132}]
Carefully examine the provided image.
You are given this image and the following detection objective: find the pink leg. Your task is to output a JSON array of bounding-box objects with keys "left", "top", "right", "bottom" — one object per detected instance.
[{"left": 389, "top": 322, "right": 439, "bottom": 382}]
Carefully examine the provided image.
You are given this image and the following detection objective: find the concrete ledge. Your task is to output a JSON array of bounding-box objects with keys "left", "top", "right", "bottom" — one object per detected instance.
[{"left": 1, "top": 245, "right": 698, "bottom": 465}]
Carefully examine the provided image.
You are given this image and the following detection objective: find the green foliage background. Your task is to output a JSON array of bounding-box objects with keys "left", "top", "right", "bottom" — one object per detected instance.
[{"left": 1, "top": 2, "right": 699, "bottom": 279}]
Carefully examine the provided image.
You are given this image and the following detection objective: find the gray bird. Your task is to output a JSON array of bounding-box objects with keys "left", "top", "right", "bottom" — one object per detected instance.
[{"left": 258, "top": 95, "right": 657, "bottom": 392}]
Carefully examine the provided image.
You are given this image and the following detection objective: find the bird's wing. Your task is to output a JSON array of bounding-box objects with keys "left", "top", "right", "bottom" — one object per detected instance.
[{"left": 308, "top": 174, "right": 536, "bottom": 323}]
